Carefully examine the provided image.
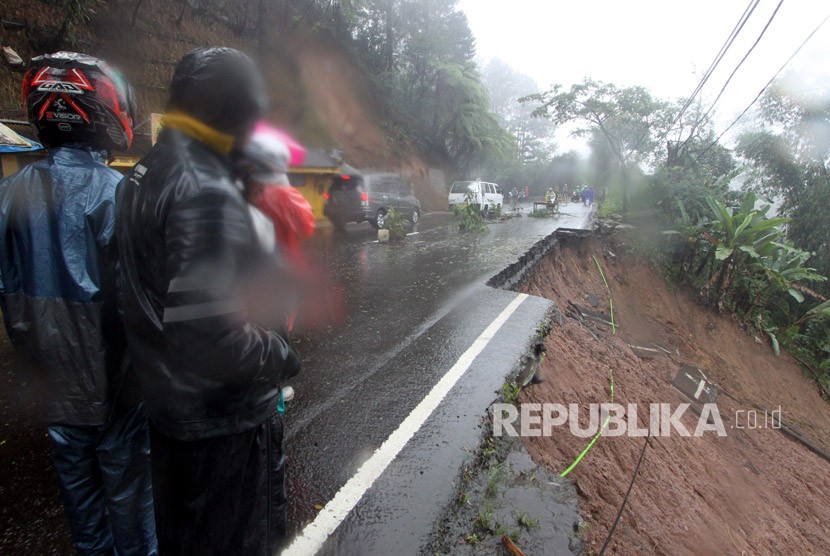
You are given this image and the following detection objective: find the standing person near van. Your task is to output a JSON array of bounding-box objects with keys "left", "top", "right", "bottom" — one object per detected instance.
[
  {"left": 117, "top": 47, "right": 300, "bottom": 555},
  {"left": 0, "top": 52, "right": 157, "bottom": 555}
]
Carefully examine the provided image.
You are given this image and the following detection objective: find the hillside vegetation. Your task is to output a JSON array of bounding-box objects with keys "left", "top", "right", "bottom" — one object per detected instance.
[{"left": 0, "top": 0, "right": 515, "bottom": 183}]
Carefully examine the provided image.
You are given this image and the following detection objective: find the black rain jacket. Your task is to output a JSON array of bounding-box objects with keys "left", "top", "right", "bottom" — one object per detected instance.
[{"left": 117, "top": 124, "right": 299, "bottom": 440}]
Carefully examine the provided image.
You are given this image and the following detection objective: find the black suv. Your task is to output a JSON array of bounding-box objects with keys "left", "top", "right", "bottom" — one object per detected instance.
[{"left": 324, "top": 171, "right": 421, "bottom": 230}]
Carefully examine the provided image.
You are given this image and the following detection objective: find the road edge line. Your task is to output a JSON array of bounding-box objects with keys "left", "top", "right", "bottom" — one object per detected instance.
[{"left": 284, "top": 293, "right": 530, "bottom": 555}]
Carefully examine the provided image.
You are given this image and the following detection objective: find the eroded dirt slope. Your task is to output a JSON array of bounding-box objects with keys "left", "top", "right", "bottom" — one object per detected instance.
[{"left": 519, "top": 233, "right": 830, "bottom": 555}]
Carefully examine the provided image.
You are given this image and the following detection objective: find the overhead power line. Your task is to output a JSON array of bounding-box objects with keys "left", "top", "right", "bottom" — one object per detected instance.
[
  {"left": 676, "top": 0, "right": 785, "bottom": 156},
  {"left": 695, "top": 11, "right": 830, "bottom": 162},
  {"left": 635, "top": 0, "right": 760, "bottom": 157},
  {"left": 666, "top": 0, "right": 762, "bottom": 137}
]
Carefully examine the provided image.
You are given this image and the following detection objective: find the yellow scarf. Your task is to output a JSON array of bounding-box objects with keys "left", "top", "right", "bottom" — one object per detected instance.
[{"left": 160, "top": 112, "right": 235, "bottom": 155}]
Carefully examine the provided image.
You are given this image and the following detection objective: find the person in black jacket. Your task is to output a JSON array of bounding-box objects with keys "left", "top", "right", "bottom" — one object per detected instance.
[
  {"left": 116, "top": 47, "right": 300, "bottom": 555},
  {"left": 0, "top": 52, "right": 157, "bottom": 555}
]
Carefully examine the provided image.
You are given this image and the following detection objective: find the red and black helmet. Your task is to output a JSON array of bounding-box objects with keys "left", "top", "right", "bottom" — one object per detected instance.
[{"left": 22, "top": 51, "right": 137, "bottom": 152}]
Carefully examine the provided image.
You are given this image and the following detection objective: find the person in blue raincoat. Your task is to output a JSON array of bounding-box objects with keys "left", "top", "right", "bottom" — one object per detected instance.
[{"left": 0, "top": 52, "right": 156, "bottom": 555}]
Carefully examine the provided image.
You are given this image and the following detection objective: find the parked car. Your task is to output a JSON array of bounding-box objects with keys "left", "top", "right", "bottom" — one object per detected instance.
[
  {"left": 324, "top": 171, "right": 421, "bottom": 230},
  {"left": 448, "top": 180, "right": 503, "bottom": 214}
]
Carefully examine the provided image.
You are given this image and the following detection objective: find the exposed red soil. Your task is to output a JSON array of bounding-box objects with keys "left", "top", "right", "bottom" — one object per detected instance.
[
  {"left": 519, "top": 233, "right": 830, "bottom": 555},
  {"left": 295, "top": 43, "right": 448, "bottom": 211}
]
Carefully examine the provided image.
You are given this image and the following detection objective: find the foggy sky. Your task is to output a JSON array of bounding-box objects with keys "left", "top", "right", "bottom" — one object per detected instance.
[{"left": 459, "top": 0, "right": 830, "bottom": 153}]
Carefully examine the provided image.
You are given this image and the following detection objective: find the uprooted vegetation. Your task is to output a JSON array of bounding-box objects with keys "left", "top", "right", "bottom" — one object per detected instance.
[{"left": 517, "top": 232, "right": 830, "bottom": 555}]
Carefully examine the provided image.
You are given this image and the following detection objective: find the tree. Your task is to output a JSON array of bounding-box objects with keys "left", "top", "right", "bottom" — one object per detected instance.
[
  {"left": 524, "top": 79, "right": 671, "bottom": 212},
  {"left": 736, "top": 77, "right": 830, "bottom": 296},
  {"left": 481, "top": 59, "right": 555, "bottom": 163},
  {"left": 639, "top": 95, "right": 736, "bottom": 223},
  {"left": 347, "top": 0, "right": 514, "bottom": 176}
]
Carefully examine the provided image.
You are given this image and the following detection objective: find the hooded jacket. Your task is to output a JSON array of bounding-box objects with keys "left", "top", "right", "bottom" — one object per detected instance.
[
  {"left": 116, "top": 48, "right": 298, "bottom": 441},
  {"left": 0, "top": 146, "right": 127, "bottom": 426}
]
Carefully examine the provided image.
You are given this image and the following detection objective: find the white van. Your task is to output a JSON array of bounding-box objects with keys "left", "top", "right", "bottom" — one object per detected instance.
[{"left": 448, "top": 180, "right": 503, "bottom": 214}]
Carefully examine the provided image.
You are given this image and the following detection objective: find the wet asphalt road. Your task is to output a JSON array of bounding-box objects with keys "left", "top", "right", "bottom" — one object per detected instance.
[
  {"left": 284, "top": 202, "right": 593, "bottom": 550},
  {"left": 0, "top": 201, "right": 592, "bottom": 555}
]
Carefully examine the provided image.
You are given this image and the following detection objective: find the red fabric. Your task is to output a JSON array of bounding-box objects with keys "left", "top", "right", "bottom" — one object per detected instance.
[
  {"left": 252, "top": 122, "right": 306, "bottom": 166},
  {"left": 254, "top": 185, "right": 316, "bottom": 256}
]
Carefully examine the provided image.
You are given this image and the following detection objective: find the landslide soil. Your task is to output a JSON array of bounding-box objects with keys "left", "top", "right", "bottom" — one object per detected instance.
[{"left": 519, "top": 233, "right": 830, "bottom": 555}]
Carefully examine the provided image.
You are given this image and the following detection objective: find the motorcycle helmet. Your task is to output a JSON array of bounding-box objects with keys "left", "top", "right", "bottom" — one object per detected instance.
[{"left": 22, "top": 51, "right": 137, "bottom": 152}]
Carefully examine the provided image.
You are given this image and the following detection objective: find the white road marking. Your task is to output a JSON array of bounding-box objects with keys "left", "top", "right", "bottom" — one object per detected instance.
[
  {"left": 284, "top": 293, "right": 530, "bottom": 555},
  {"left": 693, "top": 380, "right": 706, "bottom": 400}
]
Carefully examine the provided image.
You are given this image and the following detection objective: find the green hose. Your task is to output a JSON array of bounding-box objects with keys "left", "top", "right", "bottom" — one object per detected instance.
[
  {"left": 592, "top": 255, "right": 616, "bottom": 334},
  {"left": 560, "top": 367, "right": 614, "bottom": 478},
  {"left": 560, "top": 256, "right": 619, "bottom": 477}
]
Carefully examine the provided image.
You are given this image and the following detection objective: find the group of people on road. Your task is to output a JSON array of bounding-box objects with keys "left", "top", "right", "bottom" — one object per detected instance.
[
  {"left": 0, "top": 47, "right": 312, "bottom": 555},
  {"left": 509, "top": 186, "right": 530, "bottom": 202}
]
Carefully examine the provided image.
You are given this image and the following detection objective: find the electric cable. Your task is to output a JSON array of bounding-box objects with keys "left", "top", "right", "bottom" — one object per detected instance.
[
  {"left": 695, "top": 11, "right": 830, "bottom": 162},
  {"left": 597, "top": 432, "right": 651, "bottom": 556},
  {"left": 643, "top": 0, "right": 761, "bottom": 155},
  {"left": 670, "top": 0, "right": 761, "bottom": 134},
  {"left": 675, "top": 0, "right": 785, "bottom": 158}
]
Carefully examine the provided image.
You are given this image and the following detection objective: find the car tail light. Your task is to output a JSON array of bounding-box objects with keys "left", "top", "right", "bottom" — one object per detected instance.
[
  {"left": 361, "top": 192, "right": 369, "bottom": 205},
  {"left": 324, "top": 192, "right": 330, "bottom": 201}
]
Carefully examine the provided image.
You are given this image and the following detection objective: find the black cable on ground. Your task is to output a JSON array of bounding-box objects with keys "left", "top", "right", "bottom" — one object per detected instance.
[
  {"left": 598, "top": 432, "right": 651, "bottom": 556},
  {"left": 717, "top": 385, "right": 830, "bottom": 464}
]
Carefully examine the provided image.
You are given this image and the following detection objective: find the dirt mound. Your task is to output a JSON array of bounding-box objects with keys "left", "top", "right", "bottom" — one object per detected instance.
[
  {"left": 294, "top": 43, "right": 448, "bottom": 210},
  {"left": 519, "top": 233, "right": 830, "bottom": 555}
]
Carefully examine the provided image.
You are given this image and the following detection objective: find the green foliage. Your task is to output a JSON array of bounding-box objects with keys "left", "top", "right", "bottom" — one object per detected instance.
[
  {"left": 514, "top": 512, "right": 539, "bottom": 531},
  {"left": 464, "top": 533, "right": 480, "bottom": 546},
  {"left": 528, "top": 208, "right": 552, "bottom": 218},
  {"left": 481, "top": 437, "right": 497, "bottom": 460},
  {"left": 345, "top": 0, "right": 518, "bottom": 176},
  {"left": 473, "top": 510, "right": 493, "bottom": 531},
  {"left": 58, "top": 0, "right": 102, "bottom": 45},
  {"left": 728, "top": 77, "right": 830, "bottom": 386},
  {"left": 453, "top": 191, "right": 488, "bottom": 233},
  {"left": 577, "top": 520, "right": 590, "bottom": 538},
  {"left": 484, "top": 464, "right": 502, "bottom": 499},
  {"left": 501, "top": 382, "right": 521, "bottom": 404},
  {"left": 524, "top": 79, "right": 672, "bottom": 212},
  {"left": 736, "top": 79, "right": 830, "bottom": 299},
  {"left": 382, "top": 207, "right": 408, "bottom": 241},
  {"left": 481, "top": 59, "right": 556, "bottom": 163},
  {"left": 664, "top": 191, "right": 826, "bottom": 359},
  {"left": 596, "top": 195, "right": 622, "bottom": 219}
]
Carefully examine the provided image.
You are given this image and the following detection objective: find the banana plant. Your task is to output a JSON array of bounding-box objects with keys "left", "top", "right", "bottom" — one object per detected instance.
[
  {"left": 755, "top": 242, "right": 826, "bottom": 303},
  {"left": 705, "top": 192, "right": 789, "bottom": 262},
  {"left": 786, "top": 299, "right": 830, "bottom": 330},
  {"left": 701, "top": 193, "right": 792, "bottom": 307}
]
